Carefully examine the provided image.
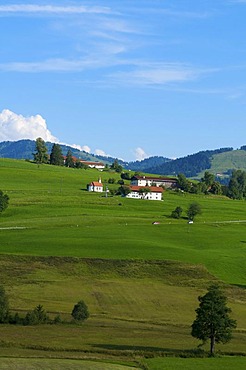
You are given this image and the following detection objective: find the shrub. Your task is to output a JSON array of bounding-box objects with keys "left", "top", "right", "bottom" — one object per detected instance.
[
  {"left": 71, "top": 300, "right": 89, "bottom": 322},
  {"left": 171, "top": 206, "right": 183, "bottom": 219}
]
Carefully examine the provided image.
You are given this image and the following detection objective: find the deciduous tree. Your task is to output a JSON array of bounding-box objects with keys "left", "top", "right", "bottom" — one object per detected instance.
[
  {"left": 177, "top": 173, "right": 192, "bottom": 192},
  {"left": 228, "top": 170, "right": 246, "bottom": 199},
  {"left": 119, "top": 185, "right": 131, "bottom": 196},
  {"left": 33, "top": 137, "right": 49, "bottom": 164},
  {"left": 201, "top": 171, "right": 215, "bottom": 187},
  {"left": 187, "top": 202, "right": 202, "bottom": 221},
  {"left": 171, "top": 206, "right": 183, "bottom": 219},
  {"left": 65, "top": 149, "right": 74, "bottom": 168},
  {"left": 110, "top": 159, "right": 123, "bottom": 173},
  {"left": 191, "top": 284, "right": 237, "bottom": 355}
]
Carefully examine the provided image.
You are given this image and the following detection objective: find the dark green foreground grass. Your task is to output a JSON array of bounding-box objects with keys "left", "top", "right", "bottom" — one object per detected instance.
[
  {"left": 146, "top": 357, "right": 246, "bottom": 370},
  {"left": 0, "top": 357, "right": 245, "bottom": 370}
]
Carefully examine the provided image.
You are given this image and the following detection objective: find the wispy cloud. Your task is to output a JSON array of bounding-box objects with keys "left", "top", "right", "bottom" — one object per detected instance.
[
  {"left": 0, "top": 58, "right": 217, "bottom": 89},
  {"left": 0, "top": 5, "right": 113, "bottom": 15},
  {"left": 0, "top": 3, "right": 221, "bottom": 90},
  {"left": 150, "top": 8, "right": 211, "bottom": 19},
  {"left": 0, "top": 58, "right": 102, "bottom": 73},
  {"left": 107, "top": 62, "right": 210, "bottom": 86}
]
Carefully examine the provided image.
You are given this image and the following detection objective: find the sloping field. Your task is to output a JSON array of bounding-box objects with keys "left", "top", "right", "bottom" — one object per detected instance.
[
  {"left": 0, "top": 158, "right": 246, "bottom": 365},
  {"left": 1, "top": 158, "right": 246, "bottom": 285}
]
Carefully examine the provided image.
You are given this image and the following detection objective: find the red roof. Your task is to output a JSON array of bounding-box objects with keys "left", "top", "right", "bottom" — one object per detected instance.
[
  {"left": 130, "top": 186, "right": 164, "bottom": 193},
  {"left": 90, "top": 182, "right": 103, "bottom": 187}
]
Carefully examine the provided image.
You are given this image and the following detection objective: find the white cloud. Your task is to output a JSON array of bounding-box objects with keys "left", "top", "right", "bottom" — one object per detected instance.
[
  {"left": 81, "top": 145, "right": 91, "bottom": 153},
  {"left": 95, "top": 149, "right": 110, "bottom": 157},
  {"left": 0, "top": 109, "right": 58, "bottom": 142},
  {"left": 0, "top": 5, "right": 112, "bottom": 15},
  {"left": 134, "top": 147, "right": 148, "bottom": 161},
  {"left": 69, "top": 143, "right": 91, "bottom": 153}
]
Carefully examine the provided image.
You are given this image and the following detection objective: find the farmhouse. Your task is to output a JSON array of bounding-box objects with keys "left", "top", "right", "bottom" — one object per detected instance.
[
  {"left": 80, "top": 160, "right": 105, "bottom": 169},
  {"left": 87, "top": 178, "right": 103, "bottom": 192},
  {"left": 131, "top": 175, "right": 177, "bottom": 189},
  {"left": 126, "top": 185, "right": 164, "bottom": 201}
]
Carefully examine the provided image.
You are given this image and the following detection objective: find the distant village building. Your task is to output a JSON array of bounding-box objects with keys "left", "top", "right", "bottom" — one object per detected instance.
[
  {"left": 130, "top": 175, "right": 177, "bottom": 189},
  {"left": 87, "top": 178, "right": 103, "bottom": 192},
  {"left": 63, "top": 156, "right": 105, "bottom": 169},
  {"left": 126, "top": 185, "right": 164, "bottom": 201},
  {"left": 80, "top": 161, "right": 105, "bottom": 169}
]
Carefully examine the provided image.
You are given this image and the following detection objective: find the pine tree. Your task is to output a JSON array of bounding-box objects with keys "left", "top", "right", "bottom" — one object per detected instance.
[
  {"left": 191, "top": 284, "right": 237, "bottom": 355},
  {"left": 50, "top": 144, "right": 64, "bottom": 166}
]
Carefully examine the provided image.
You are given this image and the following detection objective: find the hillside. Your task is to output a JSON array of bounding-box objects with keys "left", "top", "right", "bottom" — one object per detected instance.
[
  {"left": 2, "top": 140, "right": 246, "bottom": 179},
  {"left": 0, "top": 139, "right": 171, "bottom": 171},
  {"left": 145, "top": 147, "right": 234, "bottom": 177},
  {"left": 0, "top": 158, "right": 246, "bottom": 366},
  {"left": 0, "top": 139, "right": 116, "bottom": 164}
]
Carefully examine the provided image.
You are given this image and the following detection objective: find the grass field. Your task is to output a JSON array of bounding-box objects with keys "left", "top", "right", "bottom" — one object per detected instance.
[
  {"left": 145, "top": 357, "right": 246, "bottom": 370},
  {"left": 0, "top": 358, "right": 140, "bottom": 369},
  {"left": 0, "top": 158, "right": 246, "bottom": 367}
]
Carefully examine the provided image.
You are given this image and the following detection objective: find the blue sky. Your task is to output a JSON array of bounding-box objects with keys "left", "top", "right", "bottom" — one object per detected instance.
[{"left": 0, "top": 0, "right": 246, "bottom": 161}]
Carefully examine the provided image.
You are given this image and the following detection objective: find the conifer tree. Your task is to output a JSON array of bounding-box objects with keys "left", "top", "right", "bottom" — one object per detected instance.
[{"left": 50, "top": 143, "right": 64, "bottom": 166}]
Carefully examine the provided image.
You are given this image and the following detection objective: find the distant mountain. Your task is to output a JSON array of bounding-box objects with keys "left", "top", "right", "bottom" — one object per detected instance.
[
  {"left": 1, "top": 140, "right": 246, "bottom": 179},
  {"left": 0, "top": 139, "right": 113, "bottom": 163},
  {"left": 144, "top": 148, "right": 235, "bottom": 177},
  {"left": 0, "top": 140, "right": 171, "bottom": 170},
  {"left": 125, "top": 156, "right": 172, "bottom": 172}
]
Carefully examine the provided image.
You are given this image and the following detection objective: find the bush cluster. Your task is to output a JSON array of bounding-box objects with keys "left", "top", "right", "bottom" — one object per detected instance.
[{"left": 0, "top": 286, "right": 89, "bottom": 326}]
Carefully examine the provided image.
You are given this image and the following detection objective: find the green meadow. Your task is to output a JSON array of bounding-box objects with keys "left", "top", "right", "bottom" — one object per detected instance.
[{"left": 0, "top": 158, "right": 246, "bottom": 369}]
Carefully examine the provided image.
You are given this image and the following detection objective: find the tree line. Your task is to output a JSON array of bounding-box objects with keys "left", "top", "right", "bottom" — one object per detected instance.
[
  {"left": 33, "top": 137, "right": 88, "bottom": 168},
  {"left": 0, "top": 285, "right": 89, "bottom": 325},
  {"left": 176, "top": 170, "right": 246, "bottom": 200}
]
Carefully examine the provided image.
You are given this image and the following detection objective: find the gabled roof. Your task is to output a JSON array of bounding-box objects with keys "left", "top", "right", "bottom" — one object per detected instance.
[
  {"left": 130, "top": 185, "right": 164, "bottom": 193},
  {"left": 89, "top": 182, "right": 103, "bottom": 187}
]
